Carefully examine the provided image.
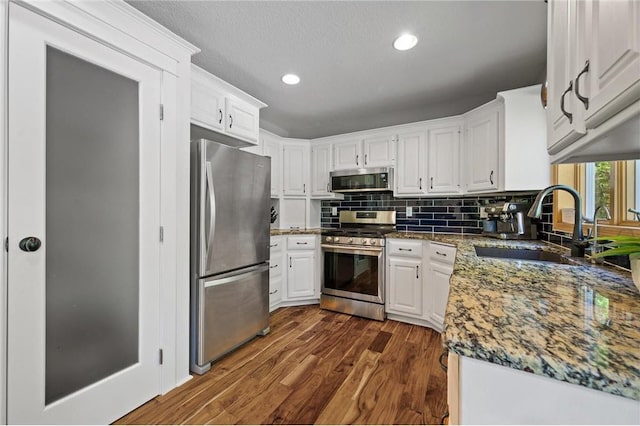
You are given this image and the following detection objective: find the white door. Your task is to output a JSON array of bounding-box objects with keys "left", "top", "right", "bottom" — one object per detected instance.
[
  {"left": 263, "top": 137, "right": 282, "bottom": 197},
  {"left": 311, "top": 145, "right": 332, "bottom": 196},
  {"left": 395, "top": 132, "right": 426, "bottom": 196},
  {"left": 427, "top": 124, "right": 461, "bottom": 194},
  {"left": 225, "top": 98, "right": 259, "bottom": 144},
  {"left": 429, "top": 261, "right": 452, "bottom": 328},
  {"left": 287, "top": 252, "right": 315, "bottom": 298},
  {"left": 583, "top": 0, "right": 640, "bottom": 128},
  {"left": 8, "top": 4, "right": 161, "bottom": 423},
  {"left": 464, "top": 111, "right": 500, "bottom": 193},
  {"left": 333, "top": 140, "right": 361, "bottom": 170},
  {"left": 387, "top": 257, "right": 423, "bottom": 317},
  {"left": 362, "top": 136, "right": 393, "bottom": 167},
  {"left": 283, "top": 145, "right": 308, "bottom": 196}
]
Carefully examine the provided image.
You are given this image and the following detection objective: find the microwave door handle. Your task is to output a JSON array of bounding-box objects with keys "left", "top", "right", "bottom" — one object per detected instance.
[{"left": 205, "top": 161, "right": 216, "bottom": 268}]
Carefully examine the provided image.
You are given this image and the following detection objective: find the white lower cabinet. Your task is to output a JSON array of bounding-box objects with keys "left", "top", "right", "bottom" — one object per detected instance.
[
  {"left": 386, "top": 239, "right": 455, "bottom": 331},
  {"left": 269, "top": 236, "right": 284, "bottom": 311},
  {"left": 287, "top": 252, "right": 316, "bottom": 299}
]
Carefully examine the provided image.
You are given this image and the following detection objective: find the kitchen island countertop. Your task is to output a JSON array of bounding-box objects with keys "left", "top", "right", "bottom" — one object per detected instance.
[{"left": 390, "top": 232, "right": 640, "bottom": 401}]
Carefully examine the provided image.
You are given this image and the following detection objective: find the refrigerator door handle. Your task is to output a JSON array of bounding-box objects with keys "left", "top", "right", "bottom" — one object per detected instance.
[
  {"left": 203, "top": 263, "right": 269, "bottom": 288},
  {"left": 205, "top": 161, "right": 216, "bottom": 268}
]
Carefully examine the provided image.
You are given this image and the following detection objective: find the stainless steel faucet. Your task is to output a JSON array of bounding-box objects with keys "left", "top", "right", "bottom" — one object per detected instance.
[
  {"left": 590, "top": 205, "right": 612, "bottom": 263},
  {"left": 528, "top": 185, "right": 588, "bottom": 257}
]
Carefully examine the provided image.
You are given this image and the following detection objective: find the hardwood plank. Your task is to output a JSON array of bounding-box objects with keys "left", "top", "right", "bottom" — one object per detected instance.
[{"left": 115, "top": 306, "right": 448, "bottom": 425}]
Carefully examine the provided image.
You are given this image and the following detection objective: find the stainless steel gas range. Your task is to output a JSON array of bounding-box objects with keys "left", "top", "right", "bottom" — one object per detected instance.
[{"left": 320, "top": 210, "right": 396, "bottom": 321}]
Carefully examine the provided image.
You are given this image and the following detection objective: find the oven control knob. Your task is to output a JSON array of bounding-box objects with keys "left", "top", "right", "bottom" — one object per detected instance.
[
  {"left": 334, "top": 237, "right": 340, "bottom": 243},
  {"left": 370, "top": 240, "right": 377, "bottom": 246},
  {"left": 325, "top": 236, "right": 333, "bottom": 242},
  {"left": 348, "top": 238, "right": 354, "bottom": 243},
  {"left": 362, "top": 239, "right": 369, "bottom": 245}
]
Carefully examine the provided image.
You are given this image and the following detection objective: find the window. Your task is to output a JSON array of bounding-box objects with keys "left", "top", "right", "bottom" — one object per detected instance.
[{"left": 552, "top": 160, "right": 640, "bottom": 237}]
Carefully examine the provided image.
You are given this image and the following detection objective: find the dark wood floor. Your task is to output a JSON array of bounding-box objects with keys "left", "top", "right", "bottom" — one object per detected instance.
[{"left": 115, "top": 306, "right": 448, "bottom": 425}]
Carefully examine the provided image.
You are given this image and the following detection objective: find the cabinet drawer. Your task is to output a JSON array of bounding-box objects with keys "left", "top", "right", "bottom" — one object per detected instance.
[
  {"left": 269, "top": 259, "right": 283, "bottom": 278},
  {"left": 429, "top": 242, "right": 456, "bottom": 266},
  {"left": 287, "top": 235, "right": 316, "bottom": 250},
  {"left": 387, "top": 239, "right": 423, "bottom": 258}
]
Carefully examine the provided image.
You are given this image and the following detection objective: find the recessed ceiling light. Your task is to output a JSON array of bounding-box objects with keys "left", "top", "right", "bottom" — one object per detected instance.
[
  {"left": 393, "top": 34, "right": 418, "bottom": 51},
  {"left": 282, "top": 74, "right": 300, "bottom": 85}
]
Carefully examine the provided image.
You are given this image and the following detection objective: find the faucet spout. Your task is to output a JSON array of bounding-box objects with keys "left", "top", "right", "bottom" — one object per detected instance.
[{"left": 528, "top": 185, "right": 587, "bottom": 257}]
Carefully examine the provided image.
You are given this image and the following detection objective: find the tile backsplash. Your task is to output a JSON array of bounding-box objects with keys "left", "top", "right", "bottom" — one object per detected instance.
[{"left": 321, "top": 192, "right": 539, "bottom": 234}]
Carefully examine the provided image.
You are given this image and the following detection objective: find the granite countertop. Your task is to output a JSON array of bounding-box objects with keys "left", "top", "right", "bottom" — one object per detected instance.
[
  {"left": 414, "top": 234, "right": 640, "bottom": 401},
  {"left": 270, "top": 228, "right": 324, "bottom": 236}
]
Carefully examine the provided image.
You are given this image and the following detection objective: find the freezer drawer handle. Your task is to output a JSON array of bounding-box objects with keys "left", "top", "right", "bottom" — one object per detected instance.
[{"left": 203, "top": 263, "right": 269, "bottom": 288}]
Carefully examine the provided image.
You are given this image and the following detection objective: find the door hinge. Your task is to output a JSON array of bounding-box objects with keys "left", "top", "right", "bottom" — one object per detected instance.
[
  {"left": 160, "top": 104, "right": 164, "bottom": 121},
  {"left": 4, "top": 237, "right": 8, "bottom": 252},
  {"left": 159, "top": 349, "right": 164, "bottom": 365},
  {"left": 159, "top": 226, "right": 164, "bottom": 242}
]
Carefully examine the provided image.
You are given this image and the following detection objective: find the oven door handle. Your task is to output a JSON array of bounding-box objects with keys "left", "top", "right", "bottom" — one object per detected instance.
[{"left": 321, "top": 244, "right": 384, "bottom": 254}]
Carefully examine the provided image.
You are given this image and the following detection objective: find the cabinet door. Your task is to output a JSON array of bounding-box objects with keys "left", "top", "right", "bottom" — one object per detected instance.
[
  {"left": 191, "top": 77, "right": 225, "bottom": 132},
  {"left": 225, "top": 97, "right": 259, "bottom": 144},
  {"left": 546, "top": 0, "right": 586, "bottom": 153},
  {"left": 583, "top": 0, "right": 640, "bottom": 128},
  {"left": 269, "top": 275, "right": 283, "bottom": 311},
  {"left": 311, "top": 145, "right": 332, "bottom": 196},
  {"left": 263, "top": 137, "right": 281, "bottom": 197},
  {"left": 464, "top": 111, "right": 499, "bottom": 192},
  {"left": 333, "top": 140, "right": 362, "bottom": 170},
  {"left": 283, "top": 144, "right": 308, "bottom": 196},
  {"left": 287, "top": 252, "right": 315, "bottom": 299},
  {"left": 387, "top": 257, "right": 423, "bottom": 317},
  {"left": 363, "top": 135, "right": 393, "bottom": 167},
  {"left": 395, "top": 131, "right": 426, "bottom": 196},
  {"left": 427, "top": 124, "right": 461, "bottom": 194},
  {"left": 429, "top": 261, "right": 451, "bottom": 328}
]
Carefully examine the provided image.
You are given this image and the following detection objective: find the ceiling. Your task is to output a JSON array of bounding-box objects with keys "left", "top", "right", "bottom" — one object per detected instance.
[{"left": 128, "top": 1, "right": 547, "bottom": 139}]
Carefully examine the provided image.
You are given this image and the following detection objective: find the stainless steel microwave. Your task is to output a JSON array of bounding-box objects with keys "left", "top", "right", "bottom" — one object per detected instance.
[{"left": 330, "top": 167, "right": 394, "bottom": 193}]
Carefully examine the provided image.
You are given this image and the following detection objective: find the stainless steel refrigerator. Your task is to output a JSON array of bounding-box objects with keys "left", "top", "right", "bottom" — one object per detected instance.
[{"left": 190, "top": 139, "right": 271, "bottom": 374}]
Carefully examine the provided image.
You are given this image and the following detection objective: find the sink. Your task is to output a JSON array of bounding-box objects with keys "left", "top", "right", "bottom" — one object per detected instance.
[{"left": 474, "top": 246, "right": 575, "bottom": 265}]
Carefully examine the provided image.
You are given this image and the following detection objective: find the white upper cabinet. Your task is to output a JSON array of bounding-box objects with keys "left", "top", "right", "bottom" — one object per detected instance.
[
  {"left": 311, "top": 144, "right": 332, "bottom": 196},
  {"left": 333, "top": 139, "right": 362, "bottom": 170},
  {"left": 282, "top": 142, "right": 309, "bottom": 197},
  {"left": 395, "top": 131, "right": 426, "bottom": 196},
  {"left": 263, "top": 134, "right": 282, "bottom": 198},
  {"left": 362, "top": 135, "right": 394, "bottom": 168},
  {"left": 546, "top": 0, "right": 640, "bottom": 162},
  {"left": 427, "top": 121, "right": 462, "bottom": 194},
  {"left": 463, "top": 103, "right": 500, "bottom": 193},
  {"left": 191, "top": 65, "right": 266, "bottom": 145}
]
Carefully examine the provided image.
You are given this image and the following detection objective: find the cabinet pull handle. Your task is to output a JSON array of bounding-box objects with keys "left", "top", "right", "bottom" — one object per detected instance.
[
  {"left": 296, "top": 242, "right": 308, "bottom": 245},
  {"left": 356, "top": 154, "right": 359, "bottom": 166},
  {"left": 430, "top": 177, "right": 434, "bottom": 190},
  {"left": 436, "top": 251, "right": 447, "bottom": 257},
  {"left": 289, "top": 257, "right": 292, "bottom": 268},
  {"left": 398, "top": 248, "right": 412, "bottom": 252},
  {"left": 574, "top": 60, "right": 590, "bottom": 110},
  {"left": 270, "top": 264, "right": 278, "bottom": 269},
  {"left": 269, "top": 289, "right": 278, "bottom": 295},
  {"left": 364, "top": 154, "right": 368, "bottom": 165},
  {"left": 270, "top": 243, "right": 278, "bottom": 248},
  {"left": 419, "top": 177, "right": 422, "bottom": 190},
  {"left": 218, "top": 108, "right": 223, "bottom": 124},
  {"left": 489, "top": 170, "right": 494, "bottom": 185},
  {"left": 438, "top": 350, "right": 448, "bottom": 372},
  {"left": 327, "top": 183, "right": 330, "bottom": 192},
  {"left": 560, "top": 81, "right": 574, "bottom": 123},
  {"left": 229, "top": 114, "right": 233, "bottom": 128},
  {"left": 416, "top": 265, "right": 419, "bottom": 279},
  {"left": 303, "top": 183, "right": 306, "bottom": 193}
]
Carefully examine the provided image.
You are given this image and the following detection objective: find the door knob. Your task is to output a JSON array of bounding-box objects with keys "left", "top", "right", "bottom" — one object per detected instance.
[{"left": 19, "top": 237, "right": 41, "bottom": 252}]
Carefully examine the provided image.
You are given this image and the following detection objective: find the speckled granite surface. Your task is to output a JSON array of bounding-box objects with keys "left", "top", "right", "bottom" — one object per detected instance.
[
  {"left": 389, "top": 232, "right": 640, "bottom": 401},
  {"left": 270, "top": 228, "right": 324, "bottom": 236}
]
